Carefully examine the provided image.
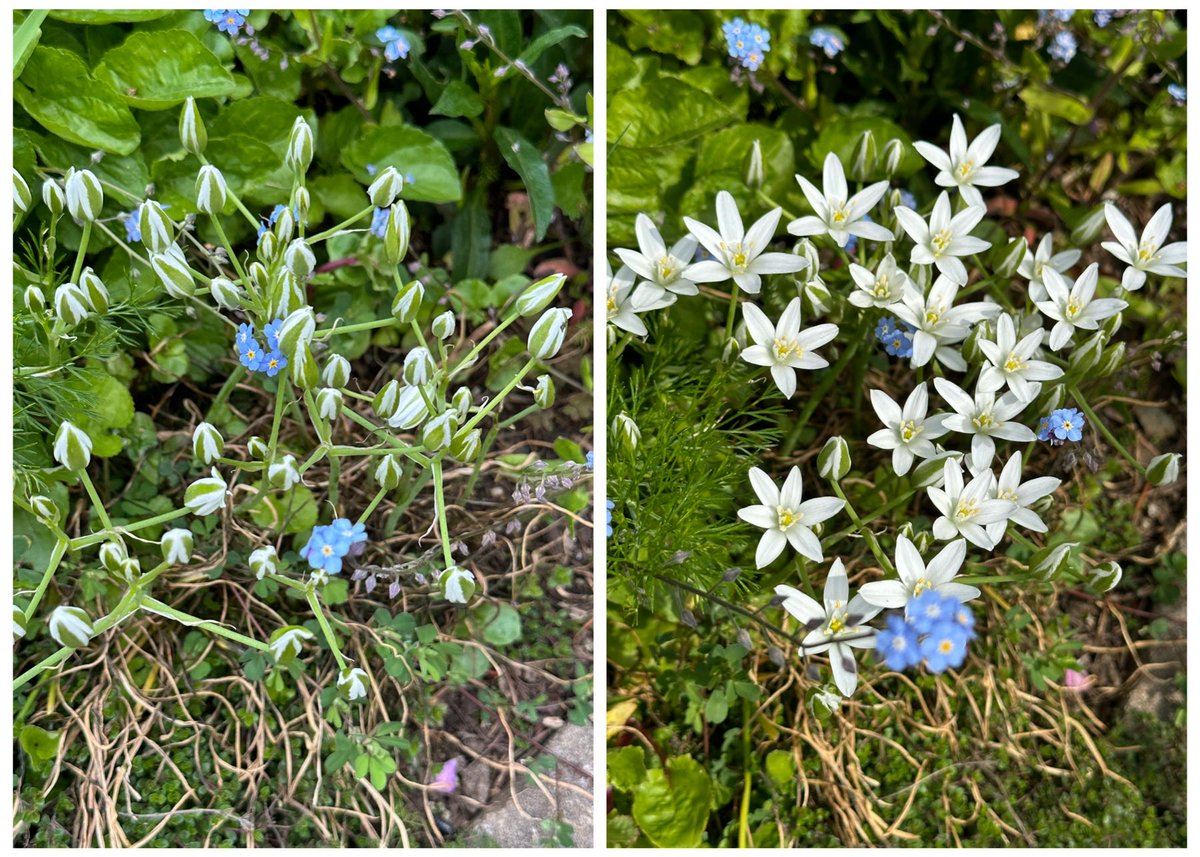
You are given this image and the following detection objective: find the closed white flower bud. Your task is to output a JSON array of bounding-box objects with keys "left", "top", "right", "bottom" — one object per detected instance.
[
  {"left": 24, "top": 285, "right": 46, "bottom": 314},
  {"left": 850, "top": 129, "right": 877, "bottom": 182},
  {"left": 374, "top": 454, "right": 404, "bottom": 489},
  {"left": 268, "top": 454, "right": 301, "bottom": 489},
  {"left": 961, "top": 319, "right": 991, "bottom": 364},
  {"left": 337, "top": 666, "right": 370, "bottom": 701},
  {"left": 249, "top": 545, "right": 278, "bottom": 580},
  {"left": 42, "top": 178, "right": 64, "bottom": 215},
  {"left": 161, "top": 528, "right": 194, "bottom": 565},
  {"left": 323, "top": 354, "right": 351, "bottom": 388},
  {"left": 1094, "top": 340, "right": 1125, "bottom": 377},
  {"left": 29, "top": 494, "right": 60, "bottom": 525},
  {"left": 54, "top": 421, "right": 92, "bottom": 471},
  {"left": 192, "top": 423, "right": 224, "bottom": 465},
  {"left": 817, "top": 436, "right": 851, "bottom": 481},
  {"left": 114, "top": 555, "right": 142, "bottom": 582},
  {"left": 185, "top": 468, "right": 228, "bottom": 516},
  {"left": 65, "top": 168, "right": 103, "bottom": 222},
  {"left": 801, "top": 278, "right": 831, "bottom": 317},
  {"left": 277, "top": 306, "right": 316, "bottom": 360},
  {"left": 391, "top": 278, "right": 424, "bottom": 323},
  {"left": 1089, "top": 560, "right": 1122, "bottom": 593},
  {"left": 451, "top": 386, "right": 472, "bottom": 420},
  {"left": 1146, "top": 452, "right": 1181, "bottom": 486},
  {"left": 912, "top": 452, "right": 960, "bottom": 489},
  {"left": 1032, "top": 542, "right": 1078, "bottom": 580},
  {"left": 269, "top": 270, "right": 306, "bottom": 320},
  {"left": 431, "top": 310, "right": 455, "bottom": 341},
  {"left": 151, "top": 245, "right": 195, "bottom": 298},
  {"left": 179, "top": 96, "right": 207, "bottom": 154},
  {"left": 403, "top": 346, "right": 436, "bottom": 386},
  {"left": 449, "top": 427, "right": 481, "bottom": 461},
  {"left": 49, "top": 605, "right": 95, "bottom": 648},
  {"left": 99, "top": 539, "right": 128, "bottom": 573},
  {"left": 421, "top": 410, "right": 457, "bottom": 451},
  {"left": 912, "top": 529, "right": 936, "bottom": 554},
  {"left": 290, "top": 346, "right": 320, "bottom": 389},
  {"left": 78, "top": 267, "right": 109, "bottom": 315},
  {"left": 13, "top": 606, "right": 27, "bottom": 640},
  {"left": 612, "top": 412, "right": 640, "bottom": 454},
  {"left": 292, "top": 186, "right": 310, "bottom": 224},
  {"left": 995, "top": 236, "right": 1027, "bottom": 278},
  {"left": 209, "top": 276, "right": 243, "bottom": 310},
  {"left": 315, "top": 387, "right": 343, "bottom": 422},
  {"left": 909, "top": 262, "right": 931, "bottom": 292},
  {"left": 13, "top": 168, "right": 31, "bottom": 214},
  {"left": 139, "top": 200, "right": 175, "bottom": 253},
  {"left": 438, "top": 565, "right": 476, "bottom": 604},
  {"left": 257, "top": 230, "right": 277, "bottom": 263},
  {"left": 285, "top": 117, "right": 315, "bottom": 176},
  {"left": 367, "top": 166, "right": 404, "bottom": 208},
  {"left": 54, "top": 282, "right": 91, "bottom": 327},
  {"left": 384, "top": 201, "right": 410, "bottom": 264},
  {"left": 746, "top": 138, "right": 764, "bottom": 188},
  {"left": 284, "top": 239, "right": 315, "bottom": 279},
  {"left": 882, "top": 138, "right": 904, "bottom": 177},
  {"left": 247, "top": 261, "right": 269, "bottom": 293},
  {"left": 533, "top": 374, "right": 555, "bottom": 409},
  {"left": 247, "top": 435, "right": 268, "bottom": 459},
  {"left": 527, "top": 307, "right": 571, "bottom": 359},
  {"left": 268, "top": 625, "right": 314, "bottom": 665},
  {"left": 1071, "top": 205, "right": 1107, "bottom": 245},
  {"left": 388, "top": 384, "right": 429, "bottom": 429},
  {"left": 195, "top": 165, "right": 227, "bottom": 215},
  {"left": 1068, "top": 331, "right": 1106, "bottom": 374},
  {"left": 514, "top": 273, "right": 566, "bottom": 317},
  {"left": 373, "top": 379, "right": 401, "bottom": 420}
]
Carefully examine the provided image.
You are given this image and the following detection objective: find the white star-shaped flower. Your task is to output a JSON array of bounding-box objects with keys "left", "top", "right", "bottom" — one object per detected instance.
[
  {"left": 977, "top": 313, "right": 1064, "bottom": 402},
  {"left": 787, "top": 152, "right": 895, "bottom": 248},
  {"left": 867, "top": 382, "right": 951, "bottom": 476},
  {"left": 606, "top": 262, "right": 668, "bottom": 337},
  {"left": 847, "top": 253, "right": 916, "bottom": 309},
  {"left": 1018, "top": 233, "right": 1081, "bottom": 302},
  {"left": 1034, "top": 263, "right": 1127, "bottom": 351},
  {"left": 737, "top": 465, "right": 844, "bottom": 567},
  {"left": 927, "top": 458, "right": 1016, "bottom": 550},
  {"left": 913, "top": 114, "right": 1020, "bottom": 208},
  {"left": 1102, "top": 203, "right": 1187, "bottom": 291},
  {"left": 859, "top": 535, "right": 979, "bottom": 610},
  {"left": 614, "top": 213, "right": 700, "bottom": 300},
  {"left": 934, "top": 376, "right": 1036, "bottom": 472},
  {"left": 894, "top": 192, "right": 991, "bottom": 285},
  {"left": 740, "top": 297, "right": 838, "bottom": 398},
  {"left": 892, "top": 274, "right": 1000, "bottom": 370},
  {"left": 775, "top": 559, "right": 882, "bottom": 697},
  {"left": 985, "top": 452, "right": 1062, "bottom": 545},
  {"left": 684, "top": 191, "right": 807, "bottom": 294}
]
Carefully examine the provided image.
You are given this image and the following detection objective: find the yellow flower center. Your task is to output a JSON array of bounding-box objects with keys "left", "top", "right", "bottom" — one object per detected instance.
[
  {"left": 957, "top": 160, "right": 974, "bottom": 179},
  {"left": 656, "top": 254, "right": 680, "bottom": 283},
  {"left": 321, "top": 545, "right": 334, "bottom": 556},
  {"left": 827, "top": 616, "right": 845, "bottom": 634},
  {"left": 925, "top": 308, "right": 942, "bottom": 326},
  {"left": 776, "top": 505, "right": 802, "bottom": 530},
  {"left": 831, "top": 207, "right": 849, "bottom": 224},
  {"left": 954, "top": 498, "right": 980, "bottom": 521},
  {"left": 606, "top": 292, "right": 618, "bottom": 316},
  {"left": 972, "top": 412, "right": 995, "bottom": 431},
  {"left": 998, "top": 489, "right": 1018, "bottom": 502},
  {"left": 1065, "top": 299, "right": 1082, "bottom": 318},
  {"left": 912, "top": 577, "right": 933, "bottom": 596},
  {"left": 872, "top": 275, "right": 890, "bottom": 297},
  {"left": 773, "top": 337, "right": 803, "bottom": 362},
  {"left": 720, "top": 241, "right": 751, "bottom": 273},
  {"left": 931, "top": 229, "right": 953, "bottom": 256},
  {"left": 900, "top": 420, "right": 921, "bottom": 442},
  {"left": 1003, "top": 353, "right": 1025, "bottom": 373},
  {"left": 938, "top": 638, "right": 955, "bottom": 654},
  {"left": 1137, "top": 241, "right": 1158, "bottom": 264}
]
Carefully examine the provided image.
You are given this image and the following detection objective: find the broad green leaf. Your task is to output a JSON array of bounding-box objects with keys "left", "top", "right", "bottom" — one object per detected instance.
[
  {"left": 249, "top": 486, "right": 319, "bottom": 535},
  {"left": 704, "top": 688, "right": 729, "bottom": 724},
  {"left": 14, "top": 46, "right": 140, "bottom": 155},
  {"left": 20, "top": 725, "right": 61, "bottom": 764},
  {"left": 495, "top": 126, "right": 555, "bottom": 241},
  {"left": 62, "top": 369, "right": 135, "bottom": 458},
  {"left": 1018, "top": 84, "right": 1094, "bottom": 126},
  {"left": 518, "top": 24, "right": 587, "bottom": 65},
  {"left": 96, "top": 29, "right": 237, "bottom": 110},
  {"left": 607, "top": 745, "right": 647, "bottom": 792},
  {"left": 632, "top": 755, "right": 713, "bottom": 848},
  {"left": 430, "top": 80, "right": 485, "bottom": 119},
  {"left": 341, "top": 125, "right": 462, "bottom": 204},
  {"left": 48, "top": 10, "right": 173, "bottom": 24},
  {"left": 472, "top": 602, "right": 522, "bottom": 647},
  {"left": 765, "top": 749, "right": 796, "bottom": 786},
  {"left": 620, "top": 10, "right": 706, "bottom": 66},
  {"left": 451, "top": 190, "right": 491, "bottom": 279},
  {"left": 609, "top": 78, "right": 736, "bottom": 149},
  {"left": 13, "top": 10, "right": 47, "bottom": 76}
]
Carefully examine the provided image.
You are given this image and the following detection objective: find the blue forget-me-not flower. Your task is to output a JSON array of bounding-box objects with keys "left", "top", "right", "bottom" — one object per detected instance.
[
  {"left": 377, "top": 25, "right": 411, "bottom": 62},
  {"left": 809, "top": 27, "right": 845, "bottom": 58}
]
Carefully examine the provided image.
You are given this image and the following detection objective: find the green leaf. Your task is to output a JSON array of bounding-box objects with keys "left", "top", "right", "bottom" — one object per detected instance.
[
  {"left": 1018, "top": 84, "right": 1094, "bottom": 126},
  {"left": 341, "top": 125, "right": 462, "bottom": 204},
  {"left": 765, "top": 749, "right": 795, "bottom": 786},
  {"left": 96, "top": 29, "right": 237, "bottom": 110},
  {"left": 14, "top": 46, "right": 140, "bottom": 155},
  {"left": 47, "top": 10, "right": 173, "bottom": 24},
  {"left": 609, "top": 78, "right": 736, "bottom": 149},
  {"left": 20, "top": 724, "right": 61, "bottom": 765},
  {"left": 13, "top": 10, "right": 47, "bottom": 76},
  {"left": 607, "top": 745, "right": 647, "bottom": 792},
  {"left": 249, "top": 486, "right": 319, "bottom": 535},
  {"left": 518, "top": 24, "right": 587, "bottom": 65},
  {"left": 472, "top": 602, "right": 522, "bottom": 647},
  {"left": 494, "top": 126, "right": 555, "bottom": 242},
  {"left": 632, "top": 755, "right": 713, "bottom": 848},
  {"left": 430, "top": 80, "right": 485, "bottom": 119},
  {"left": 451, "top": 189, "right": 491, "bottom": 279},
  {"left": 62, "top": 369, "right": 135, "bottom": 458},
  {"left": 620, "top": 11, "right": 706, "bottom": 66},
  {"left": 704, "top": 688, "right": 728, "bottom": 724}
]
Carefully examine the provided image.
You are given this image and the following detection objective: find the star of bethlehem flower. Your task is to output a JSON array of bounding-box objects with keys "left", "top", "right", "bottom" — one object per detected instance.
[
  {"left": 683, "top": 191, "right": 807, "bottom": 294},
  {"left": 927, "top": 458, "right": 1016, "bottom": 550},
  {"left": 976, "top": 313, "right": 1063, "bottom": 402},
  {"left": 737, "top": 465, "right": 844, "bottom": 567},
  {"left": 1034, "top": 263, "right": 1127, "bottom": 351},
  {"left": 614, "top": 213, "right": 700, "bottom": 302},
  {"left": 894, "top": 192, "right": 991, "bottom": 285},
  {"left": 913, "top": 114, "right": 1019, "bottom": 208},
  {"left": 1018, "top": 233, "right": 1081, "bottom": 302},
  {"left": 787, "top": 152, "right": 894, "bottom": 248},
  {"left": 985, "top": 452, "right": 1061, "bottom": 544},
  {"left": 891, "top": 274, "right": 1000, "bottom": 370},
  {"left": 606, "top": 262, "right": 668, "bottom": 337},
  {"left": 847, "top": 253, "right": 916, "bottom": 309},
  {"left": 859, "top": 535, "right": 979, "bottom": 611},
  {"left": 866, "top": 382, "right": 950, "bottom": 476},
  {"left": 775, "top": 559, "right": 882, "bottom": 697},
  {"left": 740, "top": 297, "right": 838, "bottom": 398},
  {"left": 934, "top": 376, "right": 1037, "bottom": 472},
  {"left": 1101, "top": 203, "right": 1187, "bottom": 291}
]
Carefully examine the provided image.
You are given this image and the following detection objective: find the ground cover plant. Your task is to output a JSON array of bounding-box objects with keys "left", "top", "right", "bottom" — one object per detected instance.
[
  {"left": 13, "top": 9, "right": 594, "bottom": 847},
  {"left": 606, "top": 9, "right": 1186, "bottom": 847}
]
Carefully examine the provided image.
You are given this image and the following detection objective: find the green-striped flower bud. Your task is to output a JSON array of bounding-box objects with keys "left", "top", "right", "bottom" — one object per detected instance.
[
  {"left": 273, "top": 205, "right": 295, "bottom": 245},
  {"left": 195, "top": 164, "right": 227, "bottom": 215},
  {"left": 247, "top": 435, "right": 268, "bottom": 459},
  {"left": 13, "top": 606, "right": 27, "bottom": 639},
  {"left": 210, "top": 276, "right": 243, "bottom": 311},
  {"left": 54, "top": 282, "right": 91, "bottom": 327},
  {"left": 53, "top": 421, "right": 92, "bottom": 471},
  {"left": 284, "top": 239, "right": 315, "bottom": 279},
  {"left": 322, "top": 354, "right": 351, "bottom": 388},
  {"left": 116, "top": 556, "right": 142, "bottom": 583},
  {"left": 161, "top": 528, "right": 194, "bottom": 565},
  {"left": 995, "top": 236, "right": 1027, "bottom": 279},
  {"left": 337, "top": 666, "right": 370, "bottom": 701},
  {"left": 449, "top": 427, "right": 481, "bottom": 461},
  {"left": 78, "top": 267, "right": 109, "bottom": 315},
  {"left": 1070, "top": 205, "right": 1107, "bottom": 245},
  {"left": 391, "top": 279, "right": 424, "bottom": 324},
  {"left": 267, "top": 270, "right": 306, "bottom": 321},
  {"left": 99, "top": 539, "right": 128, "bottom": 573},
  {"left": 179, "top": 96, "right": 207, "bottom": 155},
  {"left": 533, "top": 374, "right": 555, "bottom": 409},
  {"left": 374, "top": 454, "right": 404, "bottom": 489},
  {"left": 268, "top": 625, "right": 314, "bottom": 666},
  {"left": 256, "top": 230, "right": 277, "bottom": 263},
  {"left": 29, "top": 495, "right": 60, "bottom": 525},
  {"left": 367, "top": 166, "right": 403, "bottom": 208},
  {"left": 277, "top": 306, "right": 316, "bottom": 360},
  {"left": 911, "top": 452, "right": 960, "bottom": 489},
  {"left": 527, "top": 307, "right": 571, "bottom": 359},
  {"left": 961, "top": 319, "right": 991, "bottom": 365},
  {"left": 514, "top": 273, "right": 565, "bottom": 317},
  {"left": 612, "top": 412, "right": 640, "bottom": 454},
  {"left": 292, "top": 186, "right": 310, "bottom": 225},
  {"left": 13, "top": 168, "right": 31, "bottom": 214},
  {"left": 746, "top": 138, "right": 763, "bottom": 189},
  {"left": 451, "top": 386, "right": 472, "bottom": 420},
  {"left": 249, "top": 545, "right": 277, "bottom": 580},
  {"left": 151, "top": 245, "right": 195, "bottom": 298},
  {"left": 49, "top": 606, "right": 95, "bottom": 648},
  {"left": 42, "top": 178, "right": 64, "bottom": 215},
  {"left": 1100, "top": 311, "right": 1123, "bottom": 340},
  {"left": 290, "top": 345, "right": 320, "bottom": 390},
  {"left": 1089, "top": 560, "right": 1122, "bottom": 593},
  {"left": 315, "top": 387, "right": 343, "bottom": 421},
  {"left": 817, "top": 436, "right": 851, "bottom": 481},
  {"left": 1146, "top": 452, "right": 1181, "bottom": 487},
  {"left": 439, "top": 565, "right": 476, "bottom": 604},
  {"left": 65, "top": 168, "right": 103, "bottom": 222},
  {"left": 430, "top": 311, "right": 455, "bottom": 342},
  {"left": 1031, "top": 542, "right": 1077, "bottom": 580},
  {"left": 421, "top": 410, "right": 457, "bottom": 451},
  {"left": 185, "top": 468, "right": 228, "bottom": 516},
  {"left": 24, "top": 285, "right": 46, "bottom": 314},
  {"left": 373, "top": 379, "right": 401, "bottom": 420},
  {"left": 388, "top": 385, "right": 429, "bottom": 430},
  {"left": 1068, "top": 331, "right": 1105, "bottom": 375},
  {"left": 1094, "top": 340, "right": 1125, "bottom": 377},
  {"left": 268, "top": 454, "right": 301, "bottom": 489},
  {"left": 403, "top": 346, "right": 436, "bottom": 386},
  {"left": 139, "top": 200, "right": 175, "bottom": 253},
  {"left": 285, "top": 117, "right": 315, "bottom": 177},
  {"left": 384, "top": 201, "right": 410, "bottom": 264},
  {"left": 882, "top": 139, "right": 904, "bottom": 177},
  {"left": 850, "top": 129, "right": 877, "bottom": 182}
]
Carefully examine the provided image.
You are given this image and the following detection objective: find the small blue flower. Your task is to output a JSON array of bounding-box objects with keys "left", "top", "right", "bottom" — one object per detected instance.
[
  {"left": 875, "top": 614, "right": 921, "bottom": 671},
  {"left": 605, "top": 499, "right": 614, "bottom": 538},
  {"left": 1168, "top": 83, "right": 1187, "bottom": 104},
  {"left": 371, "top": 207, "right": 389, "bottom": 239},
  {"left": 237, "top": 323, "right": 255, "bottom": 348},
  {"left": 1093, "top": 10, "right": 1114, "bottom": 28},
  {"left": 875, "top": 315, "right": 915, "bottom": 358},
  {"left": 952, "top": 601, "right": 977, "bottom": 641},
  {"left": 920, "top": 620, "right": 970, "bottom": 673},
  {"left": 1049, "top": 407, "right": 1085, "bottom": 442},
  {"left": 586, "top": 451, "right": 594, "bottom": 471},
  {"left": 377, "top": 25, "right": 410, "bottom": 62},
  {"left": 260, "top": 350, "right": 287, "bottom": 377},
  {"left": 809, "top": 27, "right": 845, "bottom": 59},
  {"left": 365, "top": 163, "right": 378, "bottom": 176},
  {"left": 898, "top": 190, "right": 918, "bottom": 210},
  {"left": 1036, "top": 415, "right": 1053, "bottom": 442},
  {"left": 263, "top": 318, "right": 283, "bottom": 351},
  {"left": 123, "top": 207, "right": 142, "bottom": 243},
  {"left": 239, "top": 337, "right": 265, "bottom": 371},
  {"left": 330, "top": 517, "right": 368, "bottom": 551},
  {"left": 907, "top": 591, "right": 958, "bottom": 636},
  {"left": 206, "top": 10, "right": 250, "bottom": 37},
  {"left": 1048, "top": 31, "right": 1077, "bottom": 63},
  {"left": 301, "top": 518, "right": 368, "bottom": 575}
]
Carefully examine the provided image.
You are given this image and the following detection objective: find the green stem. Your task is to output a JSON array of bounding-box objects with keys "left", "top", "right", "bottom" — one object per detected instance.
[
  {"left": 209, "top": 215, "right": 251, "bottom": 292},
  {"left": 70, "top": 507, "right": 192, "bottom": 551},
  {"left": 78, "top": 468, "right": 113, "bottom": 531},
  {"left": 449, "top": 313, "right": 520, "bottom": 380},
  {"left": 142, "top": 597, "right": 270, "bottom": 651},
  {"left": 305, "top": 206, "right": 374, "bottom": 245},
  {"left": 205, "top": 364, "right": 247, "bottom": 421},
  {"left": 724, "top": 281, "right": 741, "bottom": 343},
  {"left": 15, "top": 589, "right": 140, "bottom": 691},
  {"left": 70, "top": 221, "right": 91, "bottom": 284},
  {"left": 23, "top": 537, "right": 69, "bottom": 619},
  {"left": 431, "top": 458, "right": 455, "bottom": 567},
  {"left": 459, "top": 356, "right": 538, "bottom": 435},
  {"left": 357, "top": 487, "right": 389, "bottom": 526},
  {"left": 738, "top": 696, "right": 752, "bottom": 848},
  {"left": 829, "top": 479, "right": 895, "bottom": 575},
  {"left": 198, "top": 153, "right": 259, "bottom": 229},
  {"left": 306, "top": 588, "right": 348, "bottom": 671},
  {"left": 315, "top": 316, "right": 398, "bottom": 339},
  {"left": 341, "top": 407, "right": 431, "bottom": 467}
]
